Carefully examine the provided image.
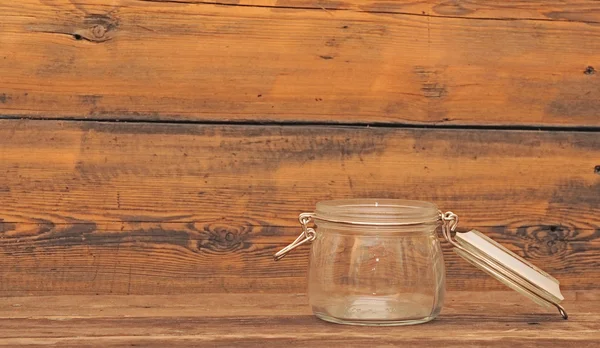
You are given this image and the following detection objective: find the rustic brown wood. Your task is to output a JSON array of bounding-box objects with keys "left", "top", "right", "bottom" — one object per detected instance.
[
  {"left": 0, "top": 119, "right": 598, "bottom": 295},
  {"left": 2, "top": 1, "right": 600, "bottom": 126},
  {"left": 0, "top": 292, "right": 598, "bottom": 347},
  {"left": 130, "top": 0, "right": 600, "bottom": 22}
]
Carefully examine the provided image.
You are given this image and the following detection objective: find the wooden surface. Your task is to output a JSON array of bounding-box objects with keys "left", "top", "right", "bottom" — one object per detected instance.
[
  {"left": 1, "top": 6, "right": 599, "bottom": 348},
  {"left": 0, "top": 120, "right": 598, "bottom": 295},
  {"left": 1, "top": 0, "right": 600, "bottom": 299},
  {"left": 0, "top": 292, "right": 598, "bottom": 347},
  {"left": 2, "top": 1, "right": 600, "bottom": 126}
]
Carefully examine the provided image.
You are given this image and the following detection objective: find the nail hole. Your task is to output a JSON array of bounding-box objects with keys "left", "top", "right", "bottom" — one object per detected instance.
[
  {"left": 584, "top": 66, "right": 595, "bottom": 75},
  {"left": 594, "top": 165, "right": 600, "bottom": 174}
]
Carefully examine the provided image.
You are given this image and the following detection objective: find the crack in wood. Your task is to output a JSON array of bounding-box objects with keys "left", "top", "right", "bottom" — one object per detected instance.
[{"left": 32, "top": 29, "right": 113, "bottom": 43}]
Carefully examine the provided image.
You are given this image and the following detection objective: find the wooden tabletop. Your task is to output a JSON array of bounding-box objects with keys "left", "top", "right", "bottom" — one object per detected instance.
[{"left": 0, "top": 291, "right": 598, "bottom": 347}]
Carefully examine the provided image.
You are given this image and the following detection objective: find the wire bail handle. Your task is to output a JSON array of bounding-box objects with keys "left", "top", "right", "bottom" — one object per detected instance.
[
  {"left": 274, "top": 213, "right": 316, "bottom": 261},
  {"left": 440, "top": 211, "right": 459, "bottom": 247}
]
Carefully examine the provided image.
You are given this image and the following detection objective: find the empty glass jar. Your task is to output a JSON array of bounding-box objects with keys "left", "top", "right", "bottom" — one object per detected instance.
[
  {"left": 276, "top": 199, "right": 446, "bottom": 326},
  {"left": 275, "top": 198, "right": 569, "bottom": 325}
]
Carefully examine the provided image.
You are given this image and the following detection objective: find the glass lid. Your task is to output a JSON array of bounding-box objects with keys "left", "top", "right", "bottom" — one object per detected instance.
[
  {"left": 453, "top": 230, "right": 567, "bottom": 319},
  {"left": 440, "top": 212, "right": 567, "bottom": 319}
]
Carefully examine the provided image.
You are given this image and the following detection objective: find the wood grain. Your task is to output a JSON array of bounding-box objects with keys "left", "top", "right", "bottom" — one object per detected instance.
[
  {"left": 133, "top": 0, "right": 600, "bottom": 23},
  {"left": 0, "top": 119, "right": 598, "bottom": 295},
  {"left": 2, "top": 1, "right": 600, "bottom": 126},
  {"left": 0, "top": 292, "right": 598, "bottom": 347}
]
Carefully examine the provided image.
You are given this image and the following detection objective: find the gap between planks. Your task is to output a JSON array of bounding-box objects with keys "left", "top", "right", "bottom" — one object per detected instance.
[{"left": 1, "top": 115, "right": 600, "bottom": 133}]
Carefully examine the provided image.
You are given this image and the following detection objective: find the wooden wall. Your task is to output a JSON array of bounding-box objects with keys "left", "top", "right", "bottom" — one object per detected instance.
[{"left": 0, "top": 0, "right": 599, "bottom": 296}]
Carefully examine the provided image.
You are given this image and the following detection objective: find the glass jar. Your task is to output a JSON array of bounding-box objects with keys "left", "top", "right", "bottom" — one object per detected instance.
[
  {"left": 279, "top": 199, "right": 445, "bottom": 326},
  {"left": 275, "top": 198, "right": 568, "bottom": 325}
]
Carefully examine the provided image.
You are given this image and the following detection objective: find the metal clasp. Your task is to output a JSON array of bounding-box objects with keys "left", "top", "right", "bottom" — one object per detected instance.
[
  {"left": 274, "top": 213, "right": 316, "bottom": 261},
  {"left": 440, "top": 211, "right": 459, "bottom": 246}
]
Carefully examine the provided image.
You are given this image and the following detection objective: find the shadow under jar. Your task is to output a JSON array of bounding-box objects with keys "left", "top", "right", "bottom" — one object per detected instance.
[{"left": 306, "top": 199, "right": 445, "bottom": 326}]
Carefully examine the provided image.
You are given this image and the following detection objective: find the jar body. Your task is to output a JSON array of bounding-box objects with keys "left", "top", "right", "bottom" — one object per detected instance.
[{"left": 307, "top": 201, "right": 445, "bottom": 326}]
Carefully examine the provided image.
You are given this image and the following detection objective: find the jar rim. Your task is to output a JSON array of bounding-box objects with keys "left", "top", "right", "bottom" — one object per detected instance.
[{"left": 314, "top": 199, "right": 440, "bottom": 226}]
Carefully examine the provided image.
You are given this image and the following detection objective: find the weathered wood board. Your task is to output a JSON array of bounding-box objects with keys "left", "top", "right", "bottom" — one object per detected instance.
[
  {"left": 0, "top": 292, "right": 598, "bottom": 347},
  {"left": 1, "top": 1, "right": 600, "bottom": 126},
  {"left": 0, "top": 120, "right": 598, "bottom": 295}
]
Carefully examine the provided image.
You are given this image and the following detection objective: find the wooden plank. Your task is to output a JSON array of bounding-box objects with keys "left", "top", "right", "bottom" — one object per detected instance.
[
  {"left": 0, "top": 222, "right": 599, "bottom": 295},
  {"left": 5, "top": 338, "right": 599, "bottom": 348},
  {"left": 0, "top": 291, "right": 596, "bottom": 318},
  {"left": 0, "top": 119, "right": 599, "bottom": 295},
  {"left": 131, "top": 0, "right": 600, "bottom": 22},
  {"left": 2, "top": 1, "right": 600, "bottom": 126},
  {"left": 0, "top": 292, "right": 598, "bottom": 347}
]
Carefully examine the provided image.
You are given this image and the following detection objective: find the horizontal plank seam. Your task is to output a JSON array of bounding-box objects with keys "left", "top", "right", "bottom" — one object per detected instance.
[
  {"left": 1, "top": 115, "right": 600, "bottom": 133},
  {"left": 0, "top": 332, "right": 598, "bottom": 340},
  {"left": 2, "top": 220, "right": 599, "bottom": 231},
  {"left": 138, "top": 0, "right": 600, "bottom": 25}
]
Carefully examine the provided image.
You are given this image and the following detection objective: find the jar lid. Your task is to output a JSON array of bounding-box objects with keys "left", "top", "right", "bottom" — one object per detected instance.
[
  {"left": 441, "top": 213, "right": 567, "bottom": 319},
  {"left": 314, "top": 199, "right": 440, "bottom": 226}
]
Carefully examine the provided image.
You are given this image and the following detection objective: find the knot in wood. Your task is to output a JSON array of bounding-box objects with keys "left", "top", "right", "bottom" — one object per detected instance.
[
  {"left": 72, "top": 14, "right": 118, "bottom": 43},
  {"left": 91, "top": 24, "right": 107, "bottom": 39},
  {"left": 518, "top": 224, "right": 571, "bottom": 258},
  {"left": 196, "top": 223, "right": 250, "bottom": 253}
]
